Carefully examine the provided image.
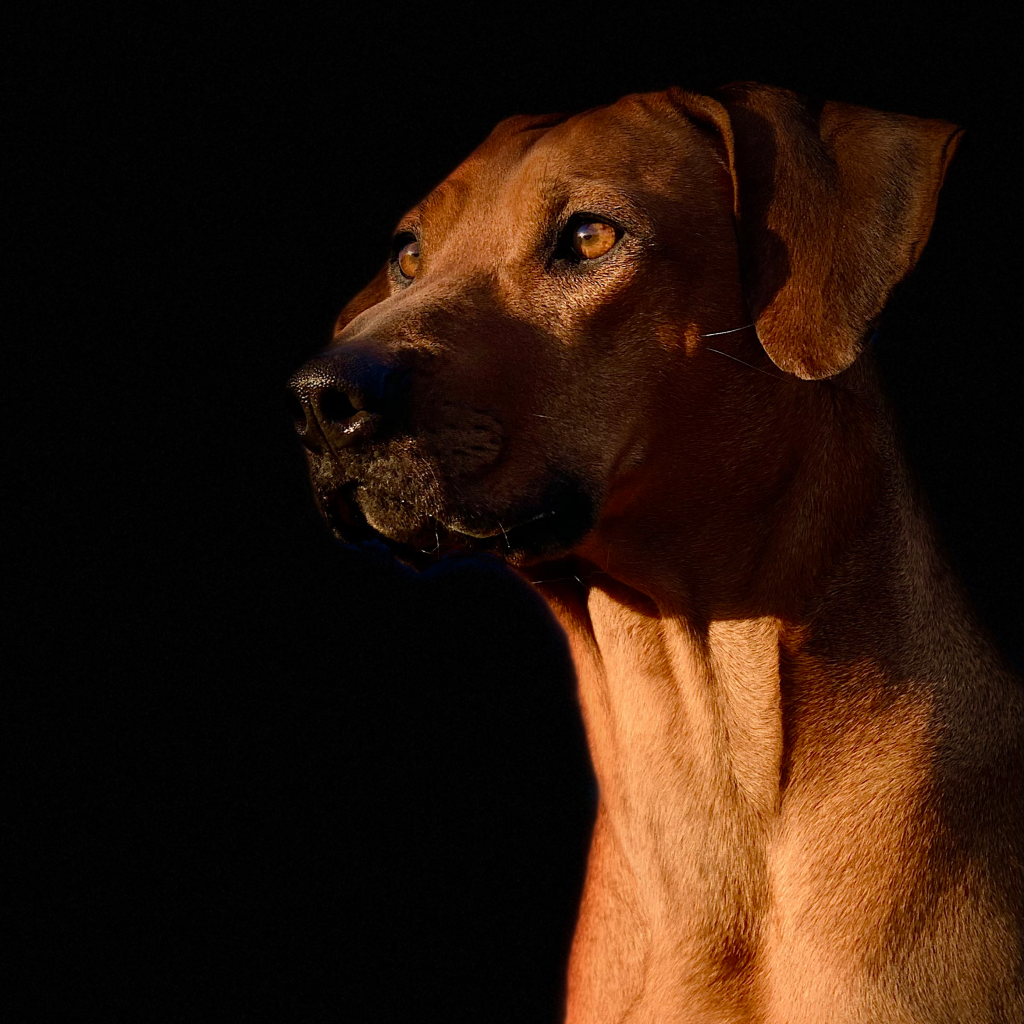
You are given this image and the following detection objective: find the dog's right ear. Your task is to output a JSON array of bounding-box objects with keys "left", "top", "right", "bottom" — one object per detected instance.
[
  {"left": 333, "top": 264, "right": 392, "bottom": 337},
  {"left": 670, "top": 83, "right": 962, "bottom": 380}
]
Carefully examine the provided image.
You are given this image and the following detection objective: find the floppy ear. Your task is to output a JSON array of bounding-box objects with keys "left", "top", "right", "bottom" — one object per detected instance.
[
  {"left": 334, "top": 264, "right": 392, "bottom": 335},
  {"left": 672, "top": 83, "right": 963, "bottom": 379}
]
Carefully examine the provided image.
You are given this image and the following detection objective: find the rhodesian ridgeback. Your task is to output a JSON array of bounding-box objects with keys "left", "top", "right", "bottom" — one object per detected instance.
[{"left": 289, "top": 82, "right": 1023, "bottom": 1023}]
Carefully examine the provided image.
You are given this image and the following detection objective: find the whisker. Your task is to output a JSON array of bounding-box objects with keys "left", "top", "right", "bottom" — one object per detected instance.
[
  {"left": 705, "top": 346, "right": 786, "bottom": 380},
  {"left": 519, "top": 510, "right": 556, "bottom": 526},
  {"left": 529, "top": 570, "right": 608, "bottom": 585},
  {"left": 698, "top": 323, "right": 786, "bottom": 379},
  {"left": 699, "top": 323, "right": 756, "bottom": 337}
]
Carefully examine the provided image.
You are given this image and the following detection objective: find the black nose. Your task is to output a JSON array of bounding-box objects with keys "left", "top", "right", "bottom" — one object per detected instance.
[{"left": 287, "top": 347, "right": 409, "bottom": 451}]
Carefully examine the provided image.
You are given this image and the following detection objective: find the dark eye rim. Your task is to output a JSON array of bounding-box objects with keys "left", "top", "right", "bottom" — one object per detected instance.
[
  {"left": 390, "top": 231, "right": 421, "bottom": 281},
  {"left": 556, "top": 213, "right": 625, "bottom": 264}
]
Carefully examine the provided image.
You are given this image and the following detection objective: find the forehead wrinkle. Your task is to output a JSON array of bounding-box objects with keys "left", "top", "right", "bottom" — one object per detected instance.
[
  {"left": 414, "top": 178, "right": 472, "bottom": 226},
  {"left": 513, "top": 149, "right": 658, "bottom": 233},
  {"left": 417, "top": 138, "right": 533, "bottom": 231},
  {"left": 410, "top": 101, "right": 697, "bottom": 268},
  {"left": 412, "top": 144, "right": 544, "bottom": 256},
  {"left": 524, "top": 100, "right": 700, "bottom": 188}
]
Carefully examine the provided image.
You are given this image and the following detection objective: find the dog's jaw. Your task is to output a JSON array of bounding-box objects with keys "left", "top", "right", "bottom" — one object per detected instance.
[{"left": 317, "top": 469, "right": 601, "bottom": 571}]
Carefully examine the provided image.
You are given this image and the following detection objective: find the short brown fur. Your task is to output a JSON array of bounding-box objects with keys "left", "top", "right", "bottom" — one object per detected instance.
[{"left": 291, "top": 83, "right": 1023, "bottom": 1022}]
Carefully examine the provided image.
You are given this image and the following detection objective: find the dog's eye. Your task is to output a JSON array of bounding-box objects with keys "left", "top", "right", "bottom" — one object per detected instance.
[
  {"left": 571, "top": 220, "right": 619, "bottom": 260},
  {"left": 395, "top": 238, "right": 420, "bottom": 280}
]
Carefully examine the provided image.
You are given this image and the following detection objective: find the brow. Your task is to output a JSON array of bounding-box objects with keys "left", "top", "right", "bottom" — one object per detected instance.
[{"left": 414, "top": 178, "right": 473, "bottom": 224}]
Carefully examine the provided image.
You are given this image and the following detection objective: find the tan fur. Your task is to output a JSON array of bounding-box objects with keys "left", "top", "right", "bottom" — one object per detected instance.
[{"left": 292, "top": 82, "right": 1023, "bottom": 1022}]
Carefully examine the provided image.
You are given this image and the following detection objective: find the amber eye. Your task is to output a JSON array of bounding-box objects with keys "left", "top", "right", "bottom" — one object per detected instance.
[
  {"left": 396, "top": 238, "right": 420, "bottom": 279},
  {"left": 571, "top": 220, "right": 618, "bottom": 260}
]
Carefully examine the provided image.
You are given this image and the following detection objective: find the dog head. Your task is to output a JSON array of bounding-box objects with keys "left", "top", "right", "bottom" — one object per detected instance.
[{"left": 289, "top": 83, "right": 960, "bottom": 573}]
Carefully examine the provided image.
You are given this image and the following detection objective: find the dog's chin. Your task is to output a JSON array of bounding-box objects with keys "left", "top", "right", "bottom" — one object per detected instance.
[{"left": 322, "top": 477, "right": 599, "bottom": 571}]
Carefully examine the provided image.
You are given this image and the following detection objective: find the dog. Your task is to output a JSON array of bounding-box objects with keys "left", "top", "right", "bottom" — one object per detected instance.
[{"left": 288, "top": 82, "right": 1022, "bottom": 1023}]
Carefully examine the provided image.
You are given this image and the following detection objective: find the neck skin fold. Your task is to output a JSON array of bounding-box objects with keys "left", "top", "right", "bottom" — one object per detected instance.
[{"left": 535, "top": 355, "right": 1018, "bottom": 1020}]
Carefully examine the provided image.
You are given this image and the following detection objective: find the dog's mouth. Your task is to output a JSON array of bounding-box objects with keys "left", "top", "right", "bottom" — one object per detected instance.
[{"left": 322, "top": 477, "right": 597, "bottom": 571}]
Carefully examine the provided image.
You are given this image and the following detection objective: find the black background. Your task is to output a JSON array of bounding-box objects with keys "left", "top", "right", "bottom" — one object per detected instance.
[{"left": 10, "top": 6, "right": 1021, "bottom": 1022}]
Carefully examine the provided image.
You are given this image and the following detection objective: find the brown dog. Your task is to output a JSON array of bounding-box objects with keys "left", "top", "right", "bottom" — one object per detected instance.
[{"left": 289, "top": 82, "right": 1023, "bottom": 1022}]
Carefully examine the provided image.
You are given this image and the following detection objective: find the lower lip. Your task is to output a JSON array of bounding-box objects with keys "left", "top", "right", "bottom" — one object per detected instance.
[{"left": 327, "top": 488, "right": 550, "bottom": 563}]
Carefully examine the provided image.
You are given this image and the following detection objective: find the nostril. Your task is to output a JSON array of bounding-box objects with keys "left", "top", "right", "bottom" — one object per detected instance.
[
  {"left": 288, "top": 351, "right": 403, "bottom": 449},
  {"left": 319, "top": 387, "right": 358, "bottom": 424}
]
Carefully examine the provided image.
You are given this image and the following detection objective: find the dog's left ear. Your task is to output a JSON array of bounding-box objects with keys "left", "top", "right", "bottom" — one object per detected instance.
[{"left": 672, "top": 83, "right": 963, "bottom": 379}]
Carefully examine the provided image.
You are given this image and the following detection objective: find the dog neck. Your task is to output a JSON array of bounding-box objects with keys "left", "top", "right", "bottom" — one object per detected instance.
[
  {"left": 542, "top": 356, "right": 947, "bottom": 796},
  {"left": 534, "top": 355, "right": 1017, "bottom": 1018}
]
